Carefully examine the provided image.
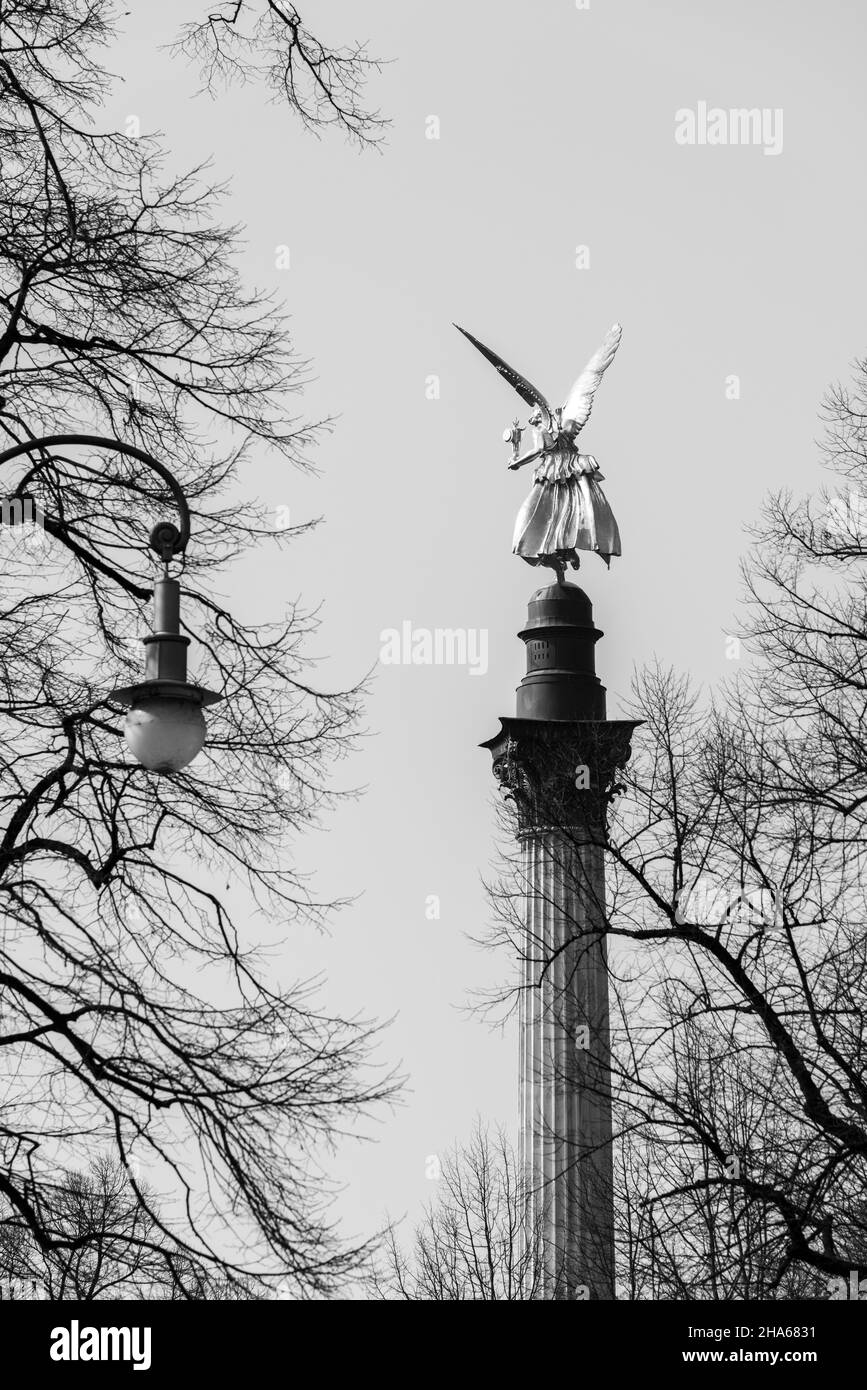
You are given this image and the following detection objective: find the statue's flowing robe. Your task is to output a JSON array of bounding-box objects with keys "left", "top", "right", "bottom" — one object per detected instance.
[{"left": 513, "top": 444, "right": 621, "bottom": 568}]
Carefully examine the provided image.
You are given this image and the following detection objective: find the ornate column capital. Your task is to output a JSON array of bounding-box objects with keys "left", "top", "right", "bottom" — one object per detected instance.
[{"left": 481, "top": 717, "right": 639, "bottom": 836}]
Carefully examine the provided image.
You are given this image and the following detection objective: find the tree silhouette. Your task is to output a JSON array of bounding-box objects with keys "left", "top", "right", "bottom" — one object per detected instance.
[
  {"left": 0, "top": 0, "right": 396, "bottom": 1297},
  {"left": 372, "top": 1125, "right": 552, "bottom": 1301},
  {"left": 176, "top": 1, "right": 387, "bottom": 146}
]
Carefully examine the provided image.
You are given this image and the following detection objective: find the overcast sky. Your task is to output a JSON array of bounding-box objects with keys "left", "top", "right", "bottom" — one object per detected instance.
[{"left": 110, "top": 0, "right": 867, "bottom": 1259}]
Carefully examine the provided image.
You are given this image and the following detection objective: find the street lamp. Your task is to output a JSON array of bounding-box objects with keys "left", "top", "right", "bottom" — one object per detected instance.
[
  {"left": 0, "top": 433, "right": 221, "bottom": 774},
  {"left": 111, "top": 521, "right": 221, "bottom": 774}
]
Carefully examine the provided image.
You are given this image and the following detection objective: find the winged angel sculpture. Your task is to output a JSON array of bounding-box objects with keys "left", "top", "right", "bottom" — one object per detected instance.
[{"left": 456, "top": 322, "right": 623, "bottom": 583}]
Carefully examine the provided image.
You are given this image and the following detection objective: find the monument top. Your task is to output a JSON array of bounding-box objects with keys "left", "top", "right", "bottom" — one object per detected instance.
[
  {"left": 516, "top": 582, "right": 605, "bottom": 722},
  {"left": 455, "top": 322, "right": 624, "bottom": 583}
]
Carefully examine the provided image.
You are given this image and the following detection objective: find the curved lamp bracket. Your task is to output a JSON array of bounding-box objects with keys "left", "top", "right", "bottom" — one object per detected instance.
[{"left": 0, "top": 433, "right": 191, "bottom": 555}]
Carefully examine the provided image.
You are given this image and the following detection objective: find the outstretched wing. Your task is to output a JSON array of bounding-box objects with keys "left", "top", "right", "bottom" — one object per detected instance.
[
  {"left": 454, "top": 324, "right": 550, "bottom": 413},
  {"left": 560, "top": 323, "right": 622, "bottom": 435}
]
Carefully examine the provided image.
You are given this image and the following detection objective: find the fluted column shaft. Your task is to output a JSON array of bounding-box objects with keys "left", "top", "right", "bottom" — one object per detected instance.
[{"left": 519, "top": 826, "right": 613, "bottom": 1300}]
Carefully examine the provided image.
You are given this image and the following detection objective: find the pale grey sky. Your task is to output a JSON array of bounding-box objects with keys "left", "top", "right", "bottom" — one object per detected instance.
[{"left": 110, "top": 0, "right": 867, "bottom": 1254}]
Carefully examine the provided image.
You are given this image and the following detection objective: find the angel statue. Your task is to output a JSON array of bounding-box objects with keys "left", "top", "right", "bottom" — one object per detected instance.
[{"left": 455, "top": 322, "right": 623, "bottom": 584}]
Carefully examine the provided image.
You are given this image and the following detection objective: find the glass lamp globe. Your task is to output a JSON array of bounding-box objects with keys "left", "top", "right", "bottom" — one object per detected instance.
[{"left": 123, "top": 697, "right": 206, "bottom": 773}]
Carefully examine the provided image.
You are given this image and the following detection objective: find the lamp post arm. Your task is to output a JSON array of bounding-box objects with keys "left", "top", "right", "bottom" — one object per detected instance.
[{"left": 0, "top": 433, "right": 191, "bottom": 554}]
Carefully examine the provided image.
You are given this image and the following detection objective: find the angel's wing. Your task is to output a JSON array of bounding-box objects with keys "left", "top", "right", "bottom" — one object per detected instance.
[
  {"left": 560, "top": 323, "right": 622, "bottom": 435},
  {"left": 454, "top": 324, "right": 550, "bottom": 413}
]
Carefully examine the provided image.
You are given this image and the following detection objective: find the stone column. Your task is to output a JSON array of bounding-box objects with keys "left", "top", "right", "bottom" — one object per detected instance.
[{"left": 482, "top": 583, "right": 636, "bottom": 1300}]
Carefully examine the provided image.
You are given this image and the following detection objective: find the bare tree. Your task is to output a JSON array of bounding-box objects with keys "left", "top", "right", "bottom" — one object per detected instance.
[
  {"left": 0, "top": 1158, "right": 175, "bottom": 1299},
  {"left": 613, "top": 1018, "right": 834, "bottom": 1301},
  {"left": 0, "top": 1157, "right": 270, "bottom": 1298},
  {"left": 0, "top": 0, "right": 397, "bottom": 1297},
  {"left": 175, "top": 1, "right": 388, "bottom": 146},
  {"left": 371, "top": 1124, "right": 552, "bottom": 1301}
]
